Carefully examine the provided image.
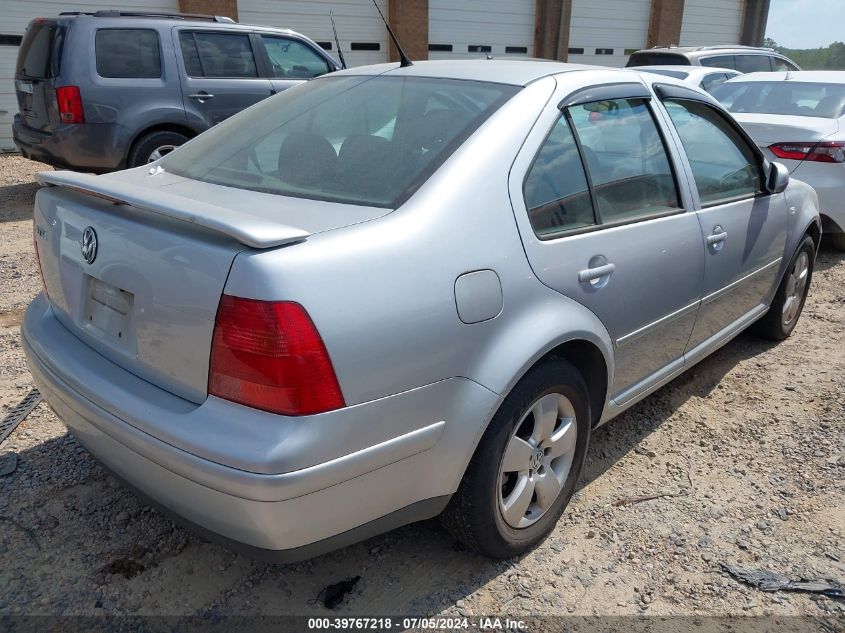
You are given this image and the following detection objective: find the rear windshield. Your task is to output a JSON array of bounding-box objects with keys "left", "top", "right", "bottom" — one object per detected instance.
[
  {"left": 16, "top": 21, "right": 61, "bottom": 78},
  {"left": 626, "top": 53, "right": 690, "bottom": 67},
  {"left": 712, "top": 81, "right": 845, "bottom": 119},
  {"left": 161, "top": 75, "right": 519, "bottom": 208}
]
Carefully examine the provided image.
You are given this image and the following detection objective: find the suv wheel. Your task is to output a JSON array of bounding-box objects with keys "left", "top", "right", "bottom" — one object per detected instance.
[
  {"left": 128, "top": 131, "right": 190, "bottom": 168},
  {"left": 441, "top": 359, "right": 591, "bottom": 559}
]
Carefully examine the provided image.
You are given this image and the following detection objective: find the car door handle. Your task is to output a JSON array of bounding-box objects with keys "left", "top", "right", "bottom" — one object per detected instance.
[
  {"left": 578, "top": 262, "right": 616, "bottom": 283},
  {"left": 188, "top": 92, "right": 215, "bottom": 101},
  {"left": 706, "top": 231, "right": 728, "bottom": 246}
]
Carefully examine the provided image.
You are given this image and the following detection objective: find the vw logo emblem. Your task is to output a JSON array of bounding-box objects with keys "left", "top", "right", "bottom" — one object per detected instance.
[
  {"left": 81, "top": 227, "right": 98, "bottom": 265},
  {"left": 530, "top": 448, "right": 544, "bottom": 471}
]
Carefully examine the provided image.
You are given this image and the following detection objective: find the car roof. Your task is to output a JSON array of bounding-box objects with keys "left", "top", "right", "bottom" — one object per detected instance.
[
  {"left": 640, "top": 45, "right": 776, "bottom": 56},
  {"left": 629, "top": 65, "right": 737, "bottom": 77},
  {"left": 725, "top": 70, "right": 845, "bottom": 84},
  {"left": 331, "top": 59, "right": 612, "bottom": 86},
  {"left": 57, "top": 11, "right": 308, "bottom": 37}
]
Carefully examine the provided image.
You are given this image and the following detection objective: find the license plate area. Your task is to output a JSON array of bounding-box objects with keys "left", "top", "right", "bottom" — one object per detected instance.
[{"left": 82, "top": 275, "right": 137, "bottom": 353}]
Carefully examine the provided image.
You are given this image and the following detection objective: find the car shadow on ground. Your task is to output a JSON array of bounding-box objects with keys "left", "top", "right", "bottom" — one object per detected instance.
[{"left": 0, "top": 182, "right": 39, "bottom": 223}]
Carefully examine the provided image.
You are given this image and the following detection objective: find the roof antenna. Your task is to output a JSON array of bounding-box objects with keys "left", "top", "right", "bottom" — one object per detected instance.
[
  {"left": 371, "top": 0, "right": 412, "bottom": 67},
  {"left": 329, "top": 10, "right": 347, "bottom": 69}
]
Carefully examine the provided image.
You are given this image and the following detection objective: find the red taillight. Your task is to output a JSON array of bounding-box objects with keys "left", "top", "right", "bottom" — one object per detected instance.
[
  {"left": 769, "top": 141, "right": 845, "bottom": 163},
  {"left": 209, "top": 295, "right": 344, "bottom": 416},
  {"left": 56, "top": 86, "right": 84, "bottom": 124}
]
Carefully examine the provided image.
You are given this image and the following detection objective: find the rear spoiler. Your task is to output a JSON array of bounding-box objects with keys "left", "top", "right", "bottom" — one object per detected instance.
[{"left": 35, "top": 171, "right": 310, "bottom": 249}]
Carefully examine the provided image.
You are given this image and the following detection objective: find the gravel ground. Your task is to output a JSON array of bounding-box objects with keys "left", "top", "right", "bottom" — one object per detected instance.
[{"left": 0, "top": 154, "right": 843, "bottom": 623}]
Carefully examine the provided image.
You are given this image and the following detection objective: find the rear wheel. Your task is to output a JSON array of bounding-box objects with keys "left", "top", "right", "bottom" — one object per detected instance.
[
  {"left": 128, "top": 131, "right": 189, "bottom": 168},
  {"left": 831, "top": 233, "right": 845, "bottom": 252},
  {"left": 441, "top": 359, "right": 590, "bottom": 558},
  {"left": 750, "top": 235, "right": 815, "bottom": 340}
]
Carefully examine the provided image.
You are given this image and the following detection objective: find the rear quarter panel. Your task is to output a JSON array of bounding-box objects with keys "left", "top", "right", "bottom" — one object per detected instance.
[{"left": 223, "top": 76, "right": 615, "bottom": 410}]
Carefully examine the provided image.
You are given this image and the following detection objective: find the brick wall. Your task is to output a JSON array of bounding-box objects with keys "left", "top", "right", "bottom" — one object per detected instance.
[
  {"left": 534, "top": 0, "right": 572, "bottom": 61},
  {"left": 177, "top": 0, "right": 238, "bottom": 21},
  {"left": 647, "top": 0, "right": 685, "bottom": 47},
  {"left": 388, "top": 0, "right": 428, "bottom": 62}
]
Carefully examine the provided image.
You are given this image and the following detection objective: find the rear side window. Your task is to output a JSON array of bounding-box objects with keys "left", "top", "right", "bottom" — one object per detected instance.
[
  {"left": 735, "top": 55, "right": 772, "bottom": 73},
  {"left": 524, "top": 117, "right": 595, "bottom": 235},
  {"left": 700, "top": 55, "right": 735, "bottom": 69},
  {"left": 701, "top": 72, "right": 729, "bottom": 93},
  {"left": 663, "top": 99, "right": 762, "bottom": 206},
  {"left": 260, "top": 36, "right": 330, "bottom": 78},
  {"left": 95, "top": 29, "right": 161, "bottom": 79},
  {"left": 567, "top": 98, "right": 681, "bottom": 224},
  {"left": 179, "top": 31, "right": 258, "bottom": 78},
  {"left": 773, "top": 57, "right": 799, "bottom": 72},
  {"left": 626, "top": 52, "right": 690, "bottom": 67}
]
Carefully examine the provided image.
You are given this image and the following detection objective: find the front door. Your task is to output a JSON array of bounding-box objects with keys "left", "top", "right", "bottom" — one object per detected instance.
[
  {"left": 510, "top": 86, "right": 705, "bottom": 402},
  {"left": 255, "top": 34, "right": 333, "bottom": 95},
  {"left": 659, "top": 96, "right": 788, "bottom": 350},
  {"left": 174, "top": 28, "right": 273, "bottom": 129}
]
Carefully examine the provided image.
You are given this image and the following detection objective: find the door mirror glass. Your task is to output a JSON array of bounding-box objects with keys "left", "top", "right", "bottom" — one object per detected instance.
[{"left": 767, "top": 161, "right": 789, "bottom": 194}]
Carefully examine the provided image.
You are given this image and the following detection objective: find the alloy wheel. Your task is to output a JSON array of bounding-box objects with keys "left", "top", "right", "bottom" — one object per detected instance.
[{"left": 782, "top": 251, "right": 809, "bottom": 327}]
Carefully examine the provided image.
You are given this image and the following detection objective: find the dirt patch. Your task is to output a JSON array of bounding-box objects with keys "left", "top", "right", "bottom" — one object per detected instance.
[{"left": 0, "top": 154, "right": 843, "bottom": 619}]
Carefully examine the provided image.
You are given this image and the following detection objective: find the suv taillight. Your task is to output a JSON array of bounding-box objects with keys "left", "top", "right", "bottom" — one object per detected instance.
[
  {"left": 209, "top": 295, "right": 344, "bottom": 416},
  {"left": 56, "top": 86, "right": 84, "bottom": 124},
  {"left": 769, "top": 141, "right": 845, "bottom": 163}
]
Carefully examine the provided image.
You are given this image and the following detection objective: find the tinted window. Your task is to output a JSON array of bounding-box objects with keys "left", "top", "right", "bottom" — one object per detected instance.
[
  {"left": 16, "top": 22, "right": 58, "bottom": 78},
  {"left": 701, "top": 72, "right": 728, "bottom": 93},
  {"left": 734, "top": 54, "right": 772, "bottom": 73},
  {"left": 524, "top": 117, "right": 595, "bottom": 236},
  {"left": 663, "top": 99, "right": 762, "bottom": 206},
  {"left": 567, "top": 98, "right": 681, "bottom": 224},
  {"left": 161, "top": 76, "right": 518, "bottom": 208},
  {"left": 626, "top": 52, "right": 690, "bottom": 67},
  {"left": 260, "top": 36, "right": 330, "bottom": 78},
  {"left": 179, "top": 31, "right": 257, "bottom": 78},
  {"left": 638, "top": 68, "right": 689, "bottom": 80},
  {"left": 700, "top": 55, "right": 735, "bottom": 69},
  {"left": 95, "top": 29, "right": 161, "bottom": 79},
  {"left": 773, "top": 57, "right": 799, "bottom": 72},
  {"left": 712, "top": 81, "right": 845, "bottom": 118}
]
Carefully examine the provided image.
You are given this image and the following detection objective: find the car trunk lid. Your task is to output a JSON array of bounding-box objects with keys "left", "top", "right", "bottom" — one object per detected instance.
[
  {"left": 15, "top": 19, "right": 62, "bottom": 132},
  {"left": 33, "top": 168, "right": 389, "bottom": 403}
]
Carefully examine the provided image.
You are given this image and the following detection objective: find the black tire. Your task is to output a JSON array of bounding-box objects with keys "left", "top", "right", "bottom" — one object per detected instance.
[
  {"left": 750, "top": 235, "right": 815, "bottom": 341},
  {"left": 441, "top": 359, "right": 591, "bottom": 559},
  {"left": 831, "top": 233, "right": 845, "bottom": 252},
  {"left": 128, "top": 131, "right": 189, "bottom": 168}
]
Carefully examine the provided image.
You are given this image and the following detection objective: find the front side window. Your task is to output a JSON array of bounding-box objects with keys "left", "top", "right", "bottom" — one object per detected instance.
[
  {"left": 161, "top": 76, "right": 518, "bottom": 208},
  {"left": 700, "top": 55, "right": 735, "bottom": 69},
  {"left": 260, "top": 36, "right": 330, "bottom": 79},
  {"left": 567, "top": 98, "right": 681, "bottom": 224},
  {"left": 179, "top": 31, "right": 257, "bottom": 78},
  {"left": 735, "top": 54, "right": 772, "bottom": 73},
  {"left": 524, "top": 117, "right": 595, "bottom": 235},
  {"left": 663, "top": 99, "right": 763, "bottom": 206},
  {"left": 773, "top": 57, "right": 799, "bottom": 72},
  {"left": 95, "top": 29, "right": 161, "bottom": 79}
]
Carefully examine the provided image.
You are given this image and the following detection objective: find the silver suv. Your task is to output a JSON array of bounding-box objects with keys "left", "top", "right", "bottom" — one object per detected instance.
[
  {"left": 627, "top": 45, "right": 801, "bottom": 73},
  {"left": 13, "top": 11, "right": 339, "bottom": 172},
  {"left": 23, "top": 61, "right": 821, "bottom": 561}
]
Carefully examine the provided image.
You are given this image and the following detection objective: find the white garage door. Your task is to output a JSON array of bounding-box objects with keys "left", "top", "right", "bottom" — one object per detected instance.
[
  {"left": 239, "top": 0, "right": 388, "bottom": 67},
  {"left": 680, "top": 0, "right": 743, "bottom": 47},
  {"left": 428, "top": 0, "right": 534, "bottom": 60},
  {"left": 1, "top": 0, "right": 179, "bottom": 151},
  {"left": 568, "top": 0, "right": 651, "bottom": 68}
]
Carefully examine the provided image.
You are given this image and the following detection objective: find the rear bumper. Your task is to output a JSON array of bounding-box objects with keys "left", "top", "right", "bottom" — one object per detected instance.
[
  {"left": 22, "top": 294, "right": 499, "bottom": 558},
  {"left": 13, "top": 114, "right": 126, "bottom": 171}
]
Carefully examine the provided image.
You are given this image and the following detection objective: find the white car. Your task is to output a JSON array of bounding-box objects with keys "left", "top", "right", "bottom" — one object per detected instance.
[
  {"left": 713, "top": 71, "right": 845, "bottom": 250},
  {"left": 629, "top": 65, "right": 741, "bottom": 94}
]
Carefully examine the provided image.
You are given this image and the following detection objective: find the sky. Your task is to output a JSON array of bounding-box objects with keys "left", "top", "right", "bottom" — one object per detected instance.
[{"left": 765, "top": 0, "right": 844, "bottom": 49}]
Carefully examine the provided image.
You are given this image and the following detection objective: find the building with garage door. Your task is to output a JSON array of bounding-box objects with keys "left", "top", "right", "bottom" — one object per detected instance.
[{"left": 0, "top": 0, "right": 770, "bottom": 151}]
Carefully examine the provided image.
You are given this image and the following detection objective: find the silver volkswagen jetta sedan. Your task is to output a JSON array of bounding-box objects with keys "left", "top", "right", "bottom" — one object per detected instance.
[{"left": 23, "top": 60, "right": 820, "bottom": 561}]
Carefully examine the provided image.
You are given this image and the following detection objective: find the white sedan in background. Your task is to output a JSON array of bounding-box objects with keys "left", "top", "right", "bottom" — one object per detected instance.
[
  {"left": 713, "top": 71, "right": 845, "bottom": 250},
  {"left": 629, "top": 66, "right": 741, "bottom": 94}
]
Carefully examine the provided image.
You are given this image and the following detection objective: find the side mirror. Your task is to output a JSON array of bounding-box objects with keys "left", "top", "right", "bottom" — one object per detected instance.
[{"left": 767, "top": 161, "right": 789, "bottom": 194}]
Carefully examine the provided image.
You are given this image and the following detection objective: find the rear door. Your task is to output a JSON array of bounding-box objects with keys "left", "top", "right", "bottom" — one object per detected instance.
[
  {"left": 174, "top": 28, "right": 273, "bottom": 129},
  {"left": 657, "top": 88, "right": 787, "bottom": 350},
  {"left": 510, "top": 82, "right": 705, "bottom": 403},
  {"left": 15, "top": 19, "right": 62, "bottom": 132}
]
